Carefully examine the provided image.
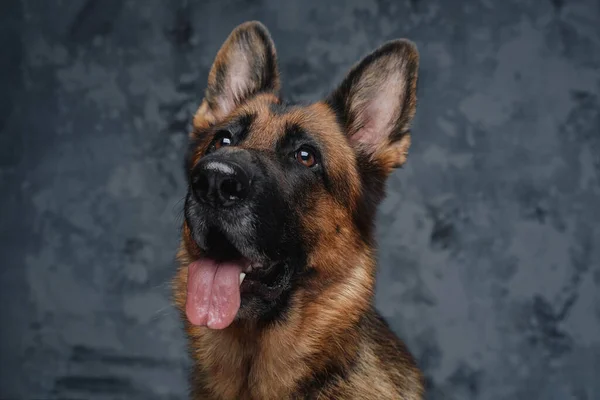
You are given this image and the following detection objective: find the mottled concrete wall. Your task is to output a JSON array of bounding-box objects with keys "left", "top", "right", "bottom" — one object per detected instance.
[{"left": 1, "top": 0, "right": 599, "bottom": 399}]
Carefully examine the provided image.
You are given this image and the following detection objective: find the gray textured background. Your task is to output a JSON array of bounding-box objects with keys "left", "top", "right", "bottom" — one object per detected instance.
[{"left": 1, "top": 0, "right": 599, "bottom": 399}]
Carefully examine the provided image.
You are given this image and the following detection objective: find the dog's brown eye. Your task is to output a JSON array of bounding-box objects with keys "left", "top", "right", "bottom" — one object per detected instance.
[
  {"left": 295, "top": 148, "right": 317, "bottom": 168},
  {"left": 213, "top": 131, "right": 232, "bottom": 150}
]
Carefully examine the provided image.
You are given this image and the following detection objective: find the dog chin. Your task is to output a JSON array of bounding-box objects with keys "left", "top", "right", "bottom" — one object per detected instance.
[
  {"left": 184, "top": 222, "right": 293, "bottom": 328},
  {"left": 185, "top": 256, "right": 292, "bottom": 328}
]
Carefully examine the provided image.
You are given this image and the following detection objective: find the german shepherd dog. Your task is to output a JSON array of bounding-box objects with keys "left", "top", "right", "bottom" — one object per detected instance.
[{"left": 173, "top": 21, "right": 423, "bottom": 399}]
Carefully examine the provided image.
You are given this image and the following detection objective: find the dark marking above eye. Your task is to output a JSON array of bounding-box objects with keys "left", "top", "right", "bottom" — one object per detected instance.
[
  {"left": 276, "top": 123, "right": 316, "bottom": 152},
  {"left": 217, "top": 113, "right": 255, "bottom": 144}
]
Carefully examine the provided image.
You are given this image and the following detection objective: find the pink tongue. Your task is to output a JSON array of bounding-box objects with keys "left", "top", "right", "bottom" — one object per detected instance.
[{"left": 186, "top": 258, "right": 243, "bottom": 329}]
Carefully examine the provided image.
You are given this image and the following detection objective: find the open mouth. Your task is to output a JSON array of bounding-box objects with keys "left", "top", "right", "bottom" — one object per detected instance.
[{"left": 185, "top": 227, "right": 289, "bottom": 329}]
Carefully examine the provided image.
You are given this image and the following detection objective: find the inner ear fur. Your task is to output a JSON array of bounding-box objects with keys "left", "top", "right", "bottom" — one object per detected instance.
[
  {"left": 326, "top": 39, "right": 419, "bottom": 169},
  {"left": 194, "top": 21, "right": 280, "bottom": 128}
]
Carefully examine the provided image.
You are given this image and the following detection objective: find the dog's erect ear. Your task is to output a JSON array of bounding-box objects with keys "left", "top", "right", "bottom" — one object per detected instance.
[
  {"left": 195, "top": 21, "right": 279, "bottom": 126},
  {"left": 326, "top": 40, "right": 419, "bottom": 169}
]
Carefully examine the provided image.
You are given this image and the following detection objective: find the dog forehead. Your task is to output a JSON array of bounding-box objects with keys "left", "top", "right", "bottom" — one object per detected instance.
[
  {"left": 238, "top": 99, "right": 285, "bottom": 149},
  {"left": 237, "top": 96, "right": 347, "bottom": 152}
]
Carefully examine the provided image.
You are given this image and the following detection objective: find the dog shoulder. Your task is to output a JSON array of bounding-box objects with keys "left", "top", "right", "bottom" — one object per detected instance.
[
  {"left": 293, "top": 310, "right": 424, "bottom": 399},
  {"left": 359, "top": 311, "right": 425, "bottom": 399}
]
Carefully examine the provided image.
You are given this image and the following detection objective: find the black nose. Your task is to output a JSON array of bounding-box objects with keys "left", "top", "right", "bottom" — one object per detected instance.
[{"left": 192, "top": 159, "right": 250, "bottom": 207}]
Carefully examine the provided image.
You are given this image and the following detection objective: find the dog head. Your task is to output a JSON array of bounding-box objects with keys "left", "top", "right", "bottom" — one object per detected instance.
[{"left": 177, "top": 21, "right": 419, "bottom": 329}]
